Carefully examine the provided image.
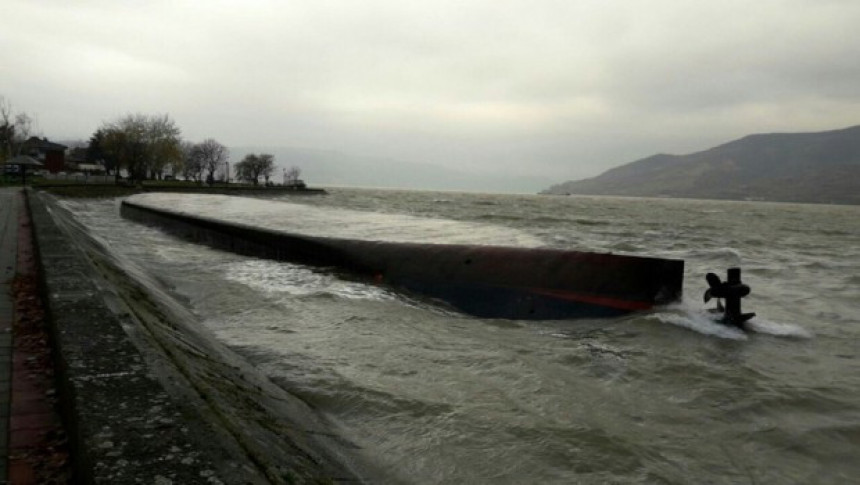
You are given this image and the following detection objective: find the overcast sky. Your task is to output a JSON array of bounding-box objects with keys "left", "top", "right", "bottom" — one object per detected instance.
[{"left": 2, "top": 0, "right": 859, "bottom": 191}]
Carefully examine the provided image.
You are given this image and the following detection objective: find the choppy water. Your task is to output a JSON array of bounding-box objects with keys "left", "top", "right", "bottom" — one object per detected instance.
[{"left": 60, "top": 189, "right": 860, "bottom": 484}]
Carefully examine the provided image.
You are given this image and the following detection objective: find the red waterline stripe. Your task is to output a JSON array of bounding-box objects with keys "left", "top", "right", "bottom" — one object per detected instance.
[{"left": 527, "top": 288, "right": 653, "bottom": 311}]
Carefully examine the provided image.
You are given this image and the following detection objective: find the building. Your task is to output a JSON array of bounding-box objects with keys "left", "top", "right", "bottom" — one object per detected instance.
[{"left": 22, "top": 137, "right": 67, "bottom": 173}]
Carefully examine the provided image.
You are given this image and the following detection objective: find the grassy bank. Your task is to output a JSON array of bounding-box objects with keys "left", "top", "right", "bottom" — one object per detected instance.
[{"left": 32, "top": 180, "right": 326, "bottom": 198}]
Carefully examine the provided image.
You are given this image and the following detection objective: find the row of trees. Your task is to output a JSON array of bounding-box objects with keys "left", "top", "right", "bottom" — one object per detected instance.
[
  {"left": 89, "top": 113, "right": 292, "bottom": 185},
  {"left": 2, "top": 98, "right": 301, "bottom": 186},
  {"left": 0, "top": 95, "right": 37, "bottom": 162},
  {"left": 89, "top": 114, "right": 182, "bottom": 181}
]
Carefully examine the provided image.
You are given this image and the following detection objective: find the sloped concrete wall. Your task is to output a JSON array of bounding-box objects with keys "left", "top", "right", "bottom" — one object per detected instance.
[{"left": 29, "top": 191, "right": 370, "bottom": 484}]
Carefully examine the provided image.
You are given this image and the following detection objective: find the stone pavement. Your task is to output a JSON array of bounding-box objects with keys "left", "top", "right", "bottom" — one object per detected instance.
[
  {"left": 0, "top": 188, "right": 21, "bottom": 483},
  {"left": 0, "top": 188, "right": 68, "bottom": 483}
]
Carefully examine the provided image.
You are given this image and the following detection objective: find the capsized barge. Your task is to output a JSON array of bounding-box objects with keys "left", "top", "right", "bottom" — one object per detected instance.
[{"left": 120, "top": 199, "right": 684, "bottom": 320}]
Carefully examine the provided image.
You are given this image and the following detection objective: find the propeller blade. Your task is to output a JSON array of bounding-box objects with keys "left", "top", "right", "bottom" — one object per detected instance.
[
  {"left": 704, "top": 289, "right": 712, "bottom": 303},
  {"left": 706, "top": 272, "right": 722, "bottom": 289}
]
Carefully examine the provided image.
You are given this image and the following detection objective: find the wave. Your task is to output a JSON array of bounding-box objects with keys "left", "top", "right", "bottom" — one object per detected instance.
[
  {"left": 745, "top": 318, "right": 814, "bottom": 338},
  {"left": 648, "top": 301, "right": 812, "bottom": 339},
  {"left": 221, "top": 259, "right": 396, "bottom": 301},
  {"left": 474, "top": 213, "right": 523, "bottom": 222},
  {"left": 790, "top": 260, "right": 840, "bottom": 270},
  {"left": 792, "top": 227, "right": 856, "bottom": 237},
  {"left": 682, "top": 247, "right": 743, "bottom": 264},
  {"left": 474, "top": 214, "right": 580, "bottom": 225},
  {"left": 127, "top": 193, "right": 545, "bottom": 247},
  {"left": 649, "top": 308, "right": 748, "bottom": 340},
  {"left": 572, "top": 218, "right": 611, "bottom": 226}
]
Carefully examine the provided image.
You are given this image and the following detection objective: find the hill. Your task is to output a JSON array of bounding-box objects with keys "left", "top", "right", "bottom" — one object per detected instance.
[{"left": 542, "top": 125, "right": 860, "bottom": 205}]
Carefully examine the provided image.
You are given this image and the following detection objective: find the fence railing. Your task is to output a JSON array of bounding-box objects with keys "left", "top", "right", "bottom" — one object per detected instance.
[{"left": 42, "top": 173, "right": 115, "bottom": 184}]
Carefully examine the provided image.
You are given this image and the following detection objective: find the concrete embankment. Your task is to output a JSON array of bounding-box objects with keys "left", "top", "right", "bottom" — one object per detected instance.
[{"left": 27, "top": 190, "right": 371, "bottom": 484}]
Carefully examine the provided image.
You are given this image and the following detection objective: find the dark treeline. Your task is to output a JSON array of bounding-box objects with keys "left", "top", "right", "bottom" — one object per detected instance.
[
  {"left": 88, "top": 114, "right": 282, "bottom": 185},
  {"left": 0, "top": 94, "right": 37, "bottom": 161},
  {"left": 3, "top": 93, "right": 302, "bottom": 186}
]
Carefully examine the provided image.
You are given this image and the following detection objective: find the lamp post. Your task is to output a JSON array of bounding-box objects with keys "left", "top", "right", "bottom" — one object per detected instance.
[{"left": 225, "top": 161, "right": 230, "bottom": 185}]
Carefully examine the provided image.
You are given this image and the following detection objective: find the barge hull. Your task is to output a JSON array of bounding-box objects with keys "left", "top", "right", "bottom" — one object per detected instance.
[{"left": 120, "top": 200, "right": 684, "bottom": 320}]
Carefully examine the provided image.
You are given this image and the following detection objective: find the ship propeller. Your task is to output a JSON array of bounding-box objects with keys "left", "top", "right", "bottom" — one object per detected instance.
[{"left": 704, "top": 268, "right": 755, "bottom": 328}]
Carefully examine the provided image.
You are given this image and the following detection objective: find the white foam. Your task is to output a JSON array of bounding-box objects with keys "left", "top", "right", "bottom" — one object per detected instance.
[
  {"left": 745, "top": 318, "right": 814, "bottom": 338},
  {"left": 651, "top": 306, "right": 748, "bottom": 340},
  {"left": 650, "top": 299, "right": 813, "bottom": 340},
  {"left": 221, "top": 259, "right": 394, "bottom": 301},
  {"left": 126, "top": 193, "right": 544, "bottom": 247}
]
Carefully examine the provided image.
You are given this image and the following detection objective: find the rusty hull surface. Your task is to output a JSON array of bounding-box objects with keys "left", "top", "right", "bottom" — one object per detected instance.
[{"left": 121, "top": 199, "right": 684, "bottom": 320}]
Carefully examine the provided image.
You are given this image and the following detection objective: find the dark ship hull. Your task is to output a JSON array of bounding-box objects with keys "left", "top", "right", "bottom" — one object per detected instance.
[{"left": 121, "top": 200, "right": 683, "bottom": 320}]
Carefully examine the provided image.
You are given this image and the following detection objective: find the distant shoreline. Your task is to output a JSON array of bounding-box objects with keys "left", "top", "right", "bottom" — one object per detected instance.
[
  {"left": 539, "top": 191, "right": 860, "bottom": 207},
  {"left": 32, "top": 182, "right": 327, "bottom": 198}
]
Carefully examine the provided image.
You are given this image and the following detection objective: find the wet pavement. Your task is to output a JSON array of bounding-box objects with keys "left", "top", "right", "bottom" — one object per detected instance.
[
  {"left": 1, "top": 188, "right": 21, "bottom": 482},
  {"left": 1, "top": 188, "right": 71, "bottom": 483}
]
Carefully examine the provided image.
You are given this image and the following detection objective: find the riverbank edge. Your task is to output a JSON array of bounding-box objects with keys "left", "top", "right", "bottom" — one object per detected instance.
[
  {"left": 26, "top": 190, "right": 370, "bottom": 484},
  {"left": 27, "top": 189, "right": 266, "bottom": 483},
  {"left": 34, "top": 184, "right": 327, "bottom": 199}
]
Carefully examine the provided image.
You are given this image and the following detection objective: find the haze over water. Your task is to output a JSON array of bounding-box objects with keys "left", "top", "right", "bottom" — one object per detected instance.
[{"left": 62, "top": 189, "right": 859, "bottom": 484}]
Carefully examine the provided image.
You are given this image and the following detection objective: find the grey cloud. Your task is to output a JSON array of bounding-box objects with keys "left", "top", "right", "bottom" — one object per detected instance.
[{"left": 2, "top": 0, "right": 859, "bottom": 190}]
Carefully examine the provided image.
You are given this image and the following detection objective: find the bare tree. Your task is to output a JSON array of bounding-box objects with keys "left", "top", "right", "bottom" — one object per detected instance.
[
  {"left": 102, "top": 114, "right": 147, "bottom": 181},
  {"left": 87, "top": 129, "right": 122, "bottom": 176},
  {"left": 0, "top": 95, "right": 39, "bottom": 161},
  {"left": 99, "top": 113, "right": 181, "bottom": 181},
  {"left": 13, "top": 113, "right": 36, "bottom": 155},
  {"left": 162, "top": 147, "right": 184, "bottom": 180},
  {"left": 0, "top": 96, "right": 10, "bottom": 123},
  {"left": 148, "top": 115, "right": 181, "bottom": 180},
  {"left": 180, "top": 141, "right": 204, "bottom": 182},
  {"left": 197, "top": 139, "right": 229, "bottom": 185},
  {"left": 260, "top": 153, "right": 274, "bottom": 185},
  {"left": 0, "top": 96, "right": 13, "bottom": 161},
  {"left": 284, "top": 166, "right": 301, "bottom": 185},
  {"left": 234, "top": 154, "right": 256, "bottom": 184},
  {"left": 235, "top": 153, "right": 275, "bottom": 186}
]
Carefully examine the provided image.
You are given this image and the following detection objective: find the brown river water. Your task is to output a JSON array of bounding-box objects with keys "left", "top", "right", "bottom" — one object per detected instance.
[{"left": 57, "top": 188, "right": 859, "bottom": 484}]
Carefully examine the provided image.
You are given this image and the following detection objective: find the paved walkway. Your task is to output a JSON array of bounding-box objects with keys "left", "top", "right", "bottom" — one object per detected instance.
[
  {"left": 1, "top": 189, "right": 70, "bottom": 483},
  {"left": 0, "top": 189, "right": 365, "bottom": 483},
  {"left": 0, "top": 187, "right": 21, "bottom": 483}
]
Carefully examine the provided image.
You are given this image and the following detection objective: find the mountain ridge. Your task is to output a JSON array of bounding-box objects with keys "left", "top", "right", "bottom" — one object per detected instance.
[{"left": 543, "top": 125, "right": 860, "bottom": 205}]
